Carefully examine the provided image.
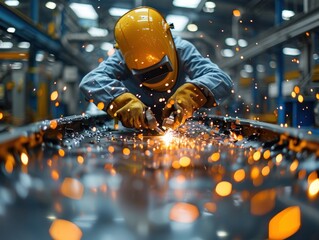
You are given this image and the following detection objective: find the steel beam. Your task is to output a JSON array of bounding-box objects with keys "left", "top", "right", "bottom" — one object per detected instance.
[
  {"left": 219, "top": 6, "right": 319, "bottom": 69},
  {"left": 0, "top": 3, "right": 89, "bottom": 73}
]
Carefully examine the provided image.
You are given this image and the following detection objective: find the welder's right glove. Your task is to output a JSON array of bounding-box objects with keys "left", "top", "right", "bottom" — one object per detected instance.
[
  {"left": 107, "top": 93, "right": 148, "bottom": 129},
  {"left": 162, "top": 83, "right": 207, "bottom": 130}
]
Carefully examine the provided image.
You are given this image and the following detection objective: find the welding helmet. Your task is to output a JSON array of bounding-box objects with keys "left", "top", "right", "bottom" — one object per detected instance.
[{"left": 114, "top": 6, "right": 178, "bottom": 91}]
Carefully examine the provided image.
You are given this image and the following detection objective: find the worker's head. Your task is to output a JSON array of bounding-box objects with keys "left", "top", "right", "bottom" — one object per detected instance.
[{"left": 114, "top": 6, "right": 178, "bottom": 91}]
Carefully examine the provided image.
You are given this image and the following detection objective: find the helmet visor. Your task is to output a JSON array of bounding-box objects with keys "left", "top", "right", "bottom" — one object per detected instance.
[{"left": 131, "top": 55, "right": 173, "bottom": 84}]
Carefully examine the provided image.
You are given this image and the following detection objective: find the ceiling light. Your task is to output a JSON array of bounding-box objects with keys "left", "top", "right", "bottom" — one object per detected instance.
[
  {"left": 88, "top": 27, "right": 108, "bottom": 37},
  {"left": 187, "top": 24, "right": 198, "bottom": 32},
  {"left": 203, "top": 1, "right": 216, "bottom": 13},
  {"left": 7, "top": 27, "right": 16, "bottom": 33},
  {"left": 283, "top": 47, "right": 300, "bottom": 56},
  {"left": 0, "top": 41, "right": 13, "bottom": 49},
  {"left": 221, "top": 49, "right": 234, "bottom": 58},
  {"left": 282, "top": 10, "right": 295, "bottom": 20},
  {"left": 18, "top": 42, "right": 30, "bottom": 49},
  {"left": 173, "top": 0, "right": 201, "bottom": 8},
  {"left": 101, "top": 42, "right": 113, "bottom": 51},
  {"left": 46, "top": 2, "right": 57, "bottom": 10},
  {"left": 238, "top": 39, "right": 248, "bottom": 47},
  {"left": 5, "top": 0, "right": 19, "bottom": 7},
  {"left": 269, "top": 60, "right": 276, "bottom": 68},
  {"left": 225, "top": 38, "right": 237, "bottom": 46},
  {"left": 36, "top": 52, "right": 44, "bottom": 62},
  {"left": 108, "top": 7, "right": 130, "bottom": 17},
  {"left": 70, "top": 3, "right": 98, "bottom": 20},
  {"left": 166, "top": 15, "right": 189, "bottom": 31},
  {"left": 233, "top": 9, "right": 241, "bottom": 17}
]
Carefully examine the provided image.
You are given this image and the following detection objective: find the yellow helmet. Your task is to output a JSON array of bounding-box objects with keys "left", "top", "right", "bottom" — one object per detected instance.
[{"left": 114, "top": 6, "right": 178, "bottom": 91}]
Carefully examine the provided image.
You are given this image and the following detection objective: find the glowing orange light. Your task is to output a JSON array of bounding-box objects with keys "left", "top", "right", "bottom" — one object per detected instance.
[
  {"left": 307, "top": 171, "right": 318, "bottom": 184},
  {"left": 97, "top": 102, "right": 105, "bottom": 110},
  {"left": 308, "top": 179, "right": 319, "bottom": 197},
  {"left": 172, "top": 160, "right": 180, "bottom": 169},
  {"left": 51, "top": 170, "right": 59, "bottom": 181},
  {"left": 263, "top": 150, "right": 271, "bottom": 159},
  {"left": 5, "top": 154, "right": 15, "bottom": 174},
  {"left": 49, "top": 219, "right": 82, "bottom": 240},
  {"left": 294, "top": 86, "right": 300, "bottom": 94},
  {"left": 215, "top": 181, "right": 232, "bottom": 197},
  {"left": 0, "top": 112, "right": 3, "bottom": 120},
  {"left": 162, "top": 130, "right": 174, "bottom": 145},
  {"left": 58, "top": 149, "right": 65, "bottom": 157},
  {"left": 250, "top": 166, "right": 260, "bottom": 179},
  {"left": 251, "top": 189, "right": 276, "bottom": 216},
  {"left": 233, "top": 169, "right": 245, "bottom": 182},
  {"left": 253, "top": 151, "right": 261, "bottom": 161},
  {"left": 290, "top": 159, "right": 299, "bottom": 172},
  {"left": 21, "top": 152, "right": 28, "bottom": 165},
  {"left": 233, "top": 9, "right": 241, "bottom": 17},
  {"left": 204, "top": 202, "right": 217, "bottom": 213},
  {"left": 50, "top": 120, "right": 58, "bottom": 129},
  {"left": 55, "top": 102, "right": 60, "bottom": 107},
  {"left": 268, "top": 206, "right": 301, "bottom": 239},
  {"left": 123, "top": 148, "right": 130, "bottom": 155},
  {"left": 261, "top": 166, "right": 270, "bottom": 176},
  {"left": 50, "top": 91, "right": 59, "bottom": 101},
  {"left": 210, "top": 152, "right": 220, "bottom": 162},
  {"left": 169, "top": 202, "right": 200, "bottom": 223},
  {"left": 60, "top": 178, "right": 84, "bottom": 200},
  {"left": 275, "top": 154, "right": 283, "bottom": 164},
  {"left": 291, "top": 91, "right": 296, "bottom": 98},
  {"left": 179, "top": 156, "right": 191, "bottom": 167},
  {"left": 108, "top": 146, "right": 115, "bottom": 153},
  {"left": 297, "top": 95, "right": 304, "bottom": 103},
  {"left": 77, "top": 156, "right": 84, "bottom": 164},
  {"left": 316, "top": 93, "right": 319, "bottom": 99}
]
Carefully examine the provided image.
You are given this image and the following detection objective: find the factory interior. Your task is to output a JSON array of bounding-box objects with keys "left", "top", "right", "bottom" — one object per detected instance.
[{"left": 1, "top": 0, "right": 319, "bottom": 239}]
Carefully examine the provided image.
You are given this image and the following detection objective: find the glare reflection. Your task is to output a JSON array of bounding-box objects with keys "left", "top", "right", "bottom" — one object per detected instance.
[{"left": 169, "top": 202, "right": 200, "bottom": 223}]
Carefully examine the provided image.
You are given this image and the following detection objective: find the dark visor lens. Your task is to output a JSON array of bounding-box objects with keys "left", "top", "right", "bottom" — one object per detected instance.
[{"left": 132, "top": 55, "right": 173, "bottom": 83}]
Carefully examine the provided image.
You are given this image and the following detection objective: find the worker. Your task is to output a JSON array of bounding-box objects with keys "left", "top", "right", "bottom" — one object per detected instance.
[{"left": 79, "top": 6, "right": 233, "bottom": 130}]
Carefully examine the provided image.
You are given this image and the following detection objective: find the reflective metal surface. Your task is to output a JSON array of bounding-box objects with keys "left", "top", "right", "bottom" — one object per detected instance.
[{"left": 0, "top": 114, "right": 319, "bottom": 240}]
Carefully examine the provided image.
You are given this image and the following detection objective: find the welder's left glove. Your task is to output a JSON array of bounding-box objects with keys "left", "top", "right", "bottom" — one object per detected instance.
[{"left": 162, "top": 83, "right": 207, "bottom": 130}]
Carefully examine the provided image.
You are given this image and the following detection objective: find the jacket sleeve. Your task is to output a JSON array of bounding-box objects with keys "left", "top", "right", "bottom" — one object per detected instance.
[
  {"left": 178, "top": 39, "right": 233, "bottom": 107},
  {"left": 79, "top": 51, "right": 130, "bottom": 111}
]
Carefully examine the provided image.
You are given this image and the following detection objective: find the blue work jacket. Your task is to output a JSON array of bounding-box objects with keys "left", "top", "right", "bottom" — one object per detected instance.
[{"left": 80, "top": 37, "right": 233, "bottom": 121}]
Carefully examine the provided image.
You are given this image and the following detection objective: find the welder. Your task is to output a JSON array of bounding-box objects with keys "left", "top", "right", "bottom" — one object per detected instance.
[{"left": 79, "top": 6, "right": 233, "bottom": 131}]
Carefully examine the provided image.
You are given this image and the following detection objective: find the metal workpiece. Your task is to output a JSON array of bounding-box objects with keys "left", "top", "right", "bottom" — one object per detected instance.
[{"left": 0, "top": 114, "right": 319, "bottom": 239}]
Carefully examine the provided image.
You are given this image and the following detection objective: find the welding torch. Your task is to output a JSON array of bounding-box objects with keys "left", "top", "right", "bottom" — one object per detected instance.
[{"left": 145, "top": 109, "right": 165, "bottom": 135}]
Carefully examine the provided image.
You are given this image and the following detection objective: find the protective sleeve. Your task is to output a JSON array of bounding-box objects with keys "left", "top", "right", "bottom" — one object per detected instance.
[
  {"left": 79, "top": 50, "right": 130, "bottom": 111},
  {"left": 177, "top": 38, "right": 233, "bottom": 107}
]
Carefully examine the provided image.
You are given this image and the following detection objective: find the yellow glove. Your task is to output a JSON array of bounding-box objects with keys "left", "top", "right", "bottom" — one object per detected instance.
[
  {"left": 162, "top": 83, "right": 207, "bottom": 130},
  {"left": 107, "top": 93, "right": 148, "bottom": 129}
]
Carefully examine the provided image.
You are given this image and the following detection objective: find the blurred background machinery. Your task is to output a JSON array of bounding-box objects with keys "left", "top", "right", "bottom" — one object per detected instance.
[{"left": 0, "top": 0, "right": 318, "bottom": 130}]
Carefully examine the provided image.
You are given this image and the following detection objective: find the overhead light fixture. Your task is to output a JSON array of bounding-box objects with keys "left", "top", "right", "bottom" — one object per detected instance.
[
  {"left": 70, "top": 3, "right": 98, "bottom": 20},
  {"left": 108, "top": 7, "right": 130, "bottom": 17},
  {"left": 46, "top": 2, "right": 57, "bottom": 10},
  {"left": 244, "top": 64, "right": 253, "bottom": 73},
  {"left": 238, "top": 39, "right": 248, "bottom": 47},
  {"left": 18, "top": 42, "right": 30, "bottom": 49},
  {"left": 187, "top": 24, "right": 198, "bottom": 32},
  {"left": 88, "top": 27, "right": 108, "bottom": 37},
  {"left": 166, "top": 15, "right": 189, "bottom": 31},
  {"left": 257, "top": 64, "right": 265, "bottom": 72},
  {"left": 203, "top": 1, "right": 216, "bottom": 13},
  {"left": 283, "top": 47, "right": 300, "bottom": 56},
  {"left": 282, "top": 10, "right": 295, "bottom": 20},
  {"left": 173, "top": 0, "right": 201, "bottom": 9},
  {"left": 5, "top": 0, "right": 19, "bottom": 7},
  {"left": 0, "top": 41, "right": 13, "bottom": 49},
  {"left": 7, "top": 27, "right": 16, "bottom": 33},
  {"left": 221, "top": 49, "right": 234, "bottom": 58},
  {"left": 225, "top": 38, "right": 237, "bottom": 46}
]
